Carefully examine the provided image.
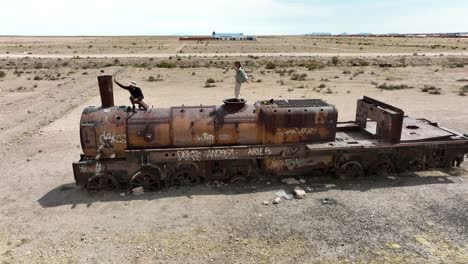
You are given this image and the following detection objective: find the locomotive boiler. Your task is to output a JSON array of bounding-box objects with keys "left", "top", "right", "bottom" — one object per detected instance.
[{"left": 73, "top": 75, "right": 468, "bottom": 191}]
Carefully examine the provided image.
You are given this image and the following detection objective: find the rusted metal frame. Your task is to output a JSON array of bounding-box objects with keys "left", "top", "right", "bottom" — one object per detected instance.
[
  {"left": 316, "top": 140, "right": 468, "bottom": 169},
  {"left": 362, "top": 96, "right": 404, "bottom": 114},
  {"left": 306, "top": 139, "right": 468, "bottom": 154},
  {"left": 72, "top": 157, "right": 129, "bottom": 184},
  {"left": 125, "top": 144, "right": 305, "bottom": 162},
  {"left": 355, "top": 97, "right": 404, "bottom": 142}
]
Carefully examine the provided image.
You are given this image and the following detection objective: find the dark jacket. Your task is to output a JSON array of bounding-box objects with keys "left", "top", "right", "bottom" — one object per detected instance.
[{"left": 115, "top": 80, "right": 144, "bottom": 99}]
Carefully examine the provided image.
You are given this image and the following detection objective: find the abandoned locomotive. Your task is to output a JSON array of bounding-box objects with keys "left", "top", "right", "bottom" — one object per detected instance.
[{"left": 73, "top": 76, "right": 468, "bottom": 191}]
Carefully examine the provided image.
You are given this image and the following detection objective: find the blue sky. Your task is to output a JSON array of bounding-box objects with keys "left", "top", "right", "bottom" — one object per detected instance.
[{"left": 1, "top": 0, "right": 467, "bottom": 35}]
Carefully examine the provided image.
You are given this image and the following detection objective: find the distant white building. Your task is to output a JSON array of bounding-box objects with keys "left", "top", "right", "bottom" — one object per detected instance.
[{"left": 212, "top": 32, "right": 257, "bottom": 41}]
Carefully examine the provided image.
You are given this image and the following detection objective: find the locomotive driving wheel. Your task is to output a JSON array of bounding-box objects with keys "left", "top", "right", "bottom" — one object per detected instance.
[
  {"left": 369, "top": 159, "right": 394, "bottom": 176},
  {"left": 87, "top": 173, "right": 119, "bottom": 191},
  {"left": 406, "top": 159, "right": 424, "bottom": 172},
  {"left": 169, "top": 164, "right": 201, "bottom": 186},
  {"left": 130, "top": 169, "right": 162, "bottom": 191},
  {"left": 337, "top": 161, "right": 364, "bottom": 180}
]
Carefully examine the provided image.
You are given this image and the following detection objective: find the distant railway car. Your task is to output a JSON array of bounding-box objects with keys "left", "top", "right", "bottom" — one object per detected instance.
[{"left": 73, "top": 76, "right": 468, "bottom": 191}]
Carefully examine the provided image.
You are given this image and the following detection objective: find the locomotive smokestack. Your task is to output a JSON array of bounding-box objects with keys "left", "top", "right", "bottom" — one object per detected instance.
[{"left": 98, "top": 75, "right": 114, "bottom": 108}]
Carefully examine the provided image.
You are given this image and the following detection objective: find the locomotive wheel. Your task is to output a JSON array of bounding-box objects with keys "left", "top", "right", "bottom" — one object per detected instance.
[
  {"left": 131, "top": 170, "right": 162, "bottom": 191},
  {"left": 87, "top": 173, "right": 119, "bottom": 191},
  {"left": 451, "top": 156, "right": 462, "bottom": 167},
  {"left": 406, "top": 159, "right": 424, "bottom": 172},
  {"left": 169, "top": 164, "right": 201, "bottom": 186},
  {"left": 369, "top": 159, "right": 394, "bottom": 176},
  {"left": 230, "top": 175, "right": 247, "bottom": 185},
  {"left": 337, "top": 161, "right": 364, "bottom": 180}
]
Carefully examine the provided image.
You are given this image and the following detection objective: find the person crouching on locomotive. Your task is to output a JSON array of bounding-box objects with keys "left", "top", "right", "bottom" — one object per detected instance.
[{"left": 114, "top": 77, "right": 149, "bottom": 111}]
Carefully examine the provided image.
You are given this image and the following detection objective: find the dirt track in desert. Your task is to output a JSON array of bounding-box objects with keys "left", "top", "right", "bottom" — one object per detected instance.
[{"left": 0, "top": 36, "right": 467, "bottom": 263}]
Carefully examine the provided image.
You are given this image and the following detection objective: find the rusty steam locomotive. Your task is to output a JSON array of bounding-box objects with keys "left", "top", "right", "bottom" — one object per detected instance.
[{"left": 73, "top": 76, "right": 468, "bottom": 191}]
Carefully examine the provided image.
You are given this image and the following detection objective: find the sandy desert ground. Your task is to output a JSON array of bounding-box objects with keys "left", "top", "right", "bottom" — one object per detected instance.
[{"left": 0, "top": 36, "right": 467, "bottom": 263}]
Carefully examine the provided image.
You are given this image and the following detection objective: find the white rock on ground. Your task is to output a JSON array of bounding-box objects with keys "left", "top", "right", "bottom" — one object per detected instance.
[
  {"left": 132, "top": 187, "right": 144, "bottom": 195},
  {"left": 262, "top": 200, "right": 270, "bottom": 205},
  {"left": 293, "top": 187, "right": 306, "bottom": 199},
  {"left": 281, "top": 178, "right": 300, "bottom": 185},
  {"left": 273, "top": 197, "right": 281, "bottom": 204}
]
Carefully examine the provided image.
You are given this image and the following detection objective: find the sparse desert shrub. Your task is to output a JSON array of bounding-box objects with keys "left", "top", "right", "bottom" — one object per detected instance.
[
  {"left": 0, "top": 71, "right": 5, "bottom": 78},
  {"left": 156, "top": 61, "right": 176, "bottom": 68},
  {"left": 204, "top": 83, "right": 216, "bottom": 88},
  {"left": 33, "top": 75, "right": 42, "bottom": 81},
  {"left": 287, "top": 88, "right": 294, "bottom": 92},
  {"left": 318, "top": 83, "right": 326, "bottom": 88},
  {"left": 342, "top": 70, "right": 351, "bottom": 74},
  {"left": 370, "top": 81, "right": 378, "bottom": 85},
  {"left": 192, "top": 72, "right": 196, "bottom": 76},
  {"left": 325, "top": 88, "right": 333, "bottom": 94},
  {"left": 350, "top": 59, "right": 369, "bottom": 67},
  {"left": 421, "top": 85, "right": 441, "bottom": 94},
  {"left": 82, "top": 72, "right": 88, "bottom": 75},
  {"left": 459, "top": 85, "right": 468, "bottom": 96},
  {"left": 376, "top": 83, "right": 412, "bottom": 90},
  {"left": 305, "top": 62, "right": 324, "bottom": 71},
  {"left": 456, "top": 78, "right": 468, "bottom": 82},
  {"left": 331, "top": 56, "right": 339, "bottom": 66},
  {"left": 290, "top": 73, "right": 307, "bottom": 81},
  {"left": 206, "top": 78, "right": 215, "bottom": 84},
  {"left": 265, "top": 62, "right": 276, "bottom": 69},
  {"left": 275, "top": 69, "right": 286, "bottom": 76},
  {"left": 421, "top": 85, "right": 435, "bottom": 92},
  {"left": 256, "top": 79, "right": 262, "bottom": 83},
  {"left": 148, "top": 75, "right": 163, "bottom": 82},
  {"left": 277, "top": 80, "right": 285, "bottom": 85}
]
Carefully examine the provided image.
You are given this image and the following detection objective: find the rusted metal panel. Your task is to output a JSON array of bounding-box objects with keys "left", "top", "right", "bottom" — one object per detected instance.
[
  {"left": 80, "top": 106, "right": 127, "bottom": 158},
  {"left": 127, "top": 108, "right": 171, "bottom": 148},
  {"left": 171, "top": 106, "right": 217, "bottom": 147},
  {"left": 214, "top": 104, "right": 259, "bottom": 145},
  {"left": 400, "top": 118, "right": 454, "bottom": 141},
  {"left": 126, "top": 144, "right": 306, "bottom": 162},
  {"left": 263, "top": 155, "right": 333, "bottom": 173},
  {"left": 257, "top": 99, "right": 337, "bottom": 144}
]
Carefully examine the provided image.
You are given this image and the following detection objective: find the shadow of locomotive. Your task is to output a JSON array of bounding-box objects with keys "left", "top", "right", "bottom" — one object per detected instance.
[{"left": 37, "top": 168, "right": 466, "bottom": 208}]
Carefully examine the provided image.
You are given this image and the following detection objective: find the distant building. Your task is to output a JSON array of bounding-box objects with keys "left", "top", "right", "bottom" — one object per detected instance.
[
  {"left": 179, "top": 32, "right": 256, "bottom": 41},
  {"left": 213, "top": 33, "right": 257, "bottom": 41}
]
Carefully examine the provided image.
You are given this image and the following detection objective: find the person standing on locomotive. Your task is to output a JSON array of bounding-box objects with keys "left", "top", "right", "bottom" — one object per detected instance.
[
  {"left": 114, "top": 77, "right": 149, "bottom": 111},
  {"left": 234, "top": 61, "right": 249, "bottom": 99}
]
